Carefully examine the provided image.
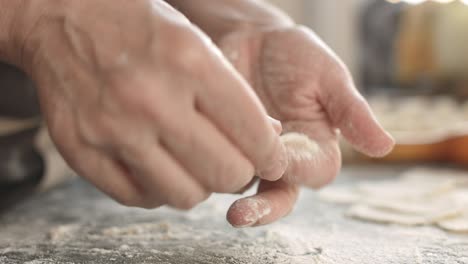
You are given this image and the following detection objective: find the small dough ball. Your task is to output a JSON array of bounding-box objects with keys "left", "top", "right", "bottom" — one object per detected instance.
[{"left": 280, "top": 133, "right": 320, "bottom": 161}]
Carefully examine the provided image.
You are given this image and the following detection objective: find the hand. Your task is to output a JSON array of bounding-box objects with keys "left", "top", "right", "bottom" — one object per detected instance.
[
  {"left": 16, "top": 0, "right": 288, "bottom": 209},
  {"left": 220, "top": 26, "right": 395, "bottom": 227}
]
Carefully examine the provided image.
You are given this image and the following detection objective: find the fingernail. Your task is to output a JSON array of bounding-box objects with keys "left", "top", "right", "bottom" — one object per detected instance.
[
  {"left": 366, "top": 131, "right": 396, "bottom": 158},
  {"left": 230, "top": 198, "right": 271, "bottom": 228},
  {"left": 268, "top": 116, "right": 283, "bottom": 134}
]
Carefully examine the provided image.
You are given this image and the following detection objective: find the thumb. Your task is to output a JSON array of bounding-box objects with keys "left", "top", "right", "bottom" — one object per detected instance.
[{"left": 321, "top": 73, "right": 395, "bottom": 157}]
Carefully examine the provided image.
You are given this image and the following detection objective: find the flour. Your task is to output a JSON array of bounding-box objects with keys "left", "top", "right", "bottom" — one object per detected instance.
[
  {"left": 280, "top": 132, "right": 320, "bottom": 161},
  {"left": 89, "top": 248, "right": 114, "bottom": 255},
  {"left": 102, "top": 222, "right": 173, "bottom": 239},
  {"left": 4, "top": 167, "right": 468, "bottom": 263},
  {"left": 48, "top": 224, "right": 80, "bottom": 242},
  {"left": 229, "top": 197, "right": 272, "bottom": 227}
]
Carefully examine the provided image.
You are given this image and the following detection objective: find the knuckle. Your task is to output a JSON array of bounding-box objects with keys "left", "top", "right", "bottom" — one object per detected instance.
[
  {"left": 163, "top": 29, "right": 208, "bottom": 72},
  {"left": 76, "top": 113, "right": 102, "bottom": 145},
  {"left": 173, "top": 51, "right": 206, "bottom": 76},
  {"left": 76, "top": 112, "right": 119, "bottom": 147},
  {"left": 109, "top": 76, "right": 170, "bottom": 122}
]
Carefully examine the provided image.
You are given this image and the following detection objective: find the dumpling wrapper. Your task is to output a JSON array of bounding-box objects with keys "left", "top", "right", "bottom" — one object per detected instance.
[
  {"left": 346, "top": 204, "right": 428, "bottom": 226},
  {"left": 437, "top": 212, "right": 468, "bottom": 233},
  {"left": 364, "top": 194, "right": 465, "bottom": 216},
  {"left": 355, "top": 167, "right": 468, "bottom": 201},
  {"left": 318, "top": 186, "right": 362, "bottom": 204},
  {"left": 347, "top": 204, "right": 461, "bottom": 226}
]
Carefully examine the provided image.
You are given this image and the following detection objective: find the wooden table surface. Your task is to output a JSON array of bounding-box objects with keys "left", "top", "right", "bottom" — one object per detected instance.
[{"left": 1, "top": 165, "right": 468, "bottom": 264}]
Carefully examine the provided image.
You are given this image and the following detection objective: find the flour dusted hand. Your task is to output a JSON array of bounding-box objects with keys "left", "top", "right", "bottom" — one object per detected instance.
[
  {"left": 11, "top": 0, "right": 288, "bottom": 209},
  {"left": 220, "top": 26, "right": 395, "bottom": 227}
]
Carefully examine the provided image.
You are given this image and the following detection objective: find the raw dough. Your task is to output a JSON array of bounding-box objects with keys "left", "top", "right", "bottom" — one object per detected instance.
[
  {"left": 346, "top": 204, "right": 428, "bottom": 226},
  {"left": 347, "top": 202, "right": 462, "bottom": 226},
  {"left": 280, "top": 133, "right": 320, "bottom": 161},
  {"left": 437, "top": 212, "right": 468, "bottom": 233},
  {"left": 318, "top": 186, "right": 362, "bottom": 204},
  {"left": 319, "top": 167, "right": 468, "bottom": 232}
]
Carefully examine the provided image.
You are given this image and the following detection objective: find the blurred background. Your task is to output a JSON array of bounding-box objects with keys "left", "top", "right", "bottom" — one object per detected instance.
[{"left": 268, "top": 0, "right": 468, "bottom": 165}]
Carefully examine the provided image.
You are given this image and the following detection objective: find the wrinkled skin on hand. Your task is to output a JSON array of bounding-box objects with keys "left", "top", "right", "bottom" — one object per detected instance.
[
  {"left": 18, "top": 0, "right": 288, "bottom": 210},
  {"left": 219, "top": 26, "right": 395, "bottom": 227}
]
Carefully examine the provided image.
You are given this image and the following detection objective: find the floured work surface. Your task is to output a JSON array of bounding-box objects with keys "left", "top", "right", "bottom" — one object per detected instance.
[{"left": 1, "top": 166, "right": 468, "bottom": 264}]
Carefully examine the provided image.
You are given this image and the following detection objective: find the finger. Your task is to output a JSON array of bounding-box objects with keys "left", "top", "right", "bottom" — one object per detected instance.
[
  {"left": 280, "top": 121, "right": 341, "bottom": 189},
  {"left": 122, "top": 142, "right": 209, "bottom": 210},
  {"left": 227, "top": 179, "right": 299, "bottom": 228},
  {"left": 70, "top": 147, "right": 153, "bottom": 208},
  {"left": 320, "top": 72, "right": 394, "bottom": 157},
  {"left": 161, "top": 112, "right": 255, "bottom": 194},
  {"left": 194, "top": 49, "right": 287, "bottom": 181}
]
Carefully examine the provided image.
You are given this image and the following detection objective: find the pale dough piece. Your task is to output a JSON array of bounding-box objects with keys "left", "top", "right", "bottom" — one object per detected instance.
[
  {"left": 321, "top": 167, "right": 468, "bottom": 230},
  {"left": 280, "top": 133, "right": 320, "bottom": 161},
  {"left": 347, "top": 204, "right": 428, "bottom": 226},
  {"left": 347, "top": 203, "right": 460, "bottom": 226},
  {"left": 436, "top": 190, "right": 468, "bottom": 232},
  {"left": 364, "top": 195, "right": 463, "bottom": 217},
  {"left": 368, "top": 96, "right": 468, "bottom": 137},
  {"left": 400, "top": 167, "right": 468, "bottom": 186},
  {"left": 318, "top": 186, "right": 362, "bottom": 204},
  {"left": 357, "top": 174, "right": 457, "bottom": 200},
  {"left": 48, "top": 224, "right": 80, "bottom": 242},
  {"left": 437, "top": 212, "right": 468, "bottom": 233},
  {"left": 319, "top": 185, "right": 464, "bottom": 216}
]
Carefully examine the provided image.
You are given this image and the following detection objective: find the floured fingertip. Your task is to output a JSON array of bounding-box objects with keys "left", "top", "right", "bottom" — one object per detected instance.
[{"left": 227, "top": 197, "right": 272, "bottom": 228}]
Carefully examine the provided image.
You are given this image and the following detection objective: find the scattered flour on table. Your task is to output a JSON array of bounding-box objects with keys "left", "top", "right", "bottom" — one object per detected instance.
[
  {"left": 94, "top": 216, "right": 323, "bottom": 262},
  {"left": 102, "top": 221, "right": 173, "bottom": 240},
  {"left": 48, "top": 224, "right": 80, "bottom": 242}
]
